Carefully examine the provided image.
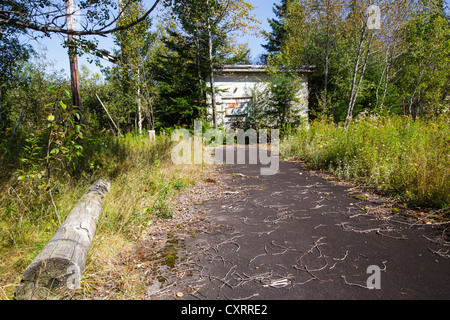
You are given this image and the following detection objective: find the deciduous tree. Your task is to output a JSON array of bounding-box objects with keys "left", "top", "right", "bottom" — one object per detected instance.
[
  {"left": 0, "top": 0, "right": 161, "bottom": 37},
  {"left": 166, "top": 0, "right": 259, "bottom": 128},
  {"left": 114, "top": 0, "right": 153, "bottom": 134}
]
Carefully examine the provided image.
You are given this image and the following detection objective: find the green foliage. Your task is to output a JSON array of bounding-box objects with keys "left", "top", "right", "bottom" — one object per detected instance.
[
  {"left": 247, "top": 67, "right": 303, "bottom": 134},
  {"left": 16, "top": 86, "right": 83, "bottom": 178},
  {"left": 282, "top": 114, "right": 450, "bottom": 208},
  {"left": 0, "top": 33, "right": 33, "bottom": 85},
  {"left": 267, "top": 0, "right": 450, "bottom": 122},
  {"left": 147, "top": 29, "right": 205, "bottom": 127},
  {"left": 266, "top": 68, "right": 301, "bottom": 129},
  {"left": 261, "top": 0, "right": 288, "bottom": 61},
  {"left": 0, "top": 58, "right": 68, "bottom": 139},
  {"left": 395, "top": 8, "right": 450, "bottom": 116}
]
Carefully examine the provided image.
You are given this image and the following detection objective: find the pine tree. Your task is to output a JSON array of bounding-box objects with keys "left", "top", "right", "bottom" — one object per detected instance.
[
  {"left": 165, "top": 0, "right": 259, "bottom": 128},
  {"left": 0, "top": 31, "right": 33, "bottom": 132},
  {"left": 113, "top": 0, "right": 153, "bottom": 134},
  {"left": 261, "top": 0, "right": 289, "bottom": 61}
]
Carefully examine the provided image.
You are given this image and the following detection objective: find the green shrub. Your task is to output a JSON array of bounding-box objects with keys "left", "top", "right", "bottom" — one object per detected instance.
[{"left": 282, "top": 114, "right": 449, "bottom": 208}]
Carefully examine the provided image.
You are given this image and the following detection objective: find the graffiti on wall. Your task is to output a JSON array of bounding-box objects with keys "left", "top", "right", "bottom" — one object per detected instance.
[{"left": 224, "top": 98, "right": 251, "bottom": 117}]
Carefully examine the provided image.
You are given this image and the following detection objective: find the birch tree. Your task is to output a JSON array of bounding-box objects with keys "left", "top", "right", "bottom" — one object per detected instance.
[
  {"left": 343, "top": 0, "right": 376, "bottom": 124},
  {"left": 166, "top": 0, "right": 259, "bottom": 128},
  {"left": 395, "top": 1, "right": 450, "bottom": 117},
  {"left": 114, "top": 0, "right": 153, "bottom": 134},
  {"left": 280, "top": 0, "right": 347, "bottom": 118}
]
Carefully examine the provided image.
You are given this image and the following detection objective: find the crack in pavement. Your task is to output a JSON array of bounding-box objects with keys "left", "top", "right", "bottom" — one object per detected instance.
[{"left": 145, "top": 151, "right": 450, "bottom": 300}]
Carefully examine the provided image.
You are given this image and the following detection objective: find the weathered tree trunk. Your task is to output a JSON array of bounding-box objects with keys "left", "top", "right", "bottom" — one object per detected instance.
[
  {"left": 346, "top": 29, "right": 373, "bottom": 125},
  {"left": 137, "top": 79, "right": 143, "bottom": 135},
  {"left": 66, "top": 0, "right": 82, "bottom": 123},
  {"left": 206, "top": 0, "right": 218, "bottom": 129},
  {"left": 14, "top": 179, "right": 111, "bottom": 300}
]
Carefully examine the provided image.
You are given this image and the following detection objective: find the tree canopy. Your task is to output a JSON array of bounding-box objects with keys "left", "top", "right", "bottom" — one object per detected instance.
[
  {"left": 264, "top": 0, "right": 449, "bottom": 121},
  {"left": 0, "top": 0, "right": 161, "bottom": 36}
]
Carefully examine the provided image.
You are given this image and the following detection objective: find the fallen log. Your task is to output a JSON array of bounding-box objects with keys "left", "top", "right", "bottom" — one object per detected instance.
[{"left": 14, "top": 179, "right": 111, "bottom": 300}]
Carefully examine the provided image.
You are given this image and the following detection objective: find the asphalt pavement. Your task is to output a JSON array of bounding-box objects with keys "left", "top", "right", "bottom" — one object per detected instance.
[{"left": 153, "top": 147, "right": 450, "bottom": 300}]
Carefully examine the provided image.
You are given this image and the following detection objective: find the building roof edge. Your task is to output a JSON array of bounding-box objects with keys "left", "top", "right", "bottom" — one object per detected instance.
[{"left": 215, "top": 64, "right": 316, "bottom": 74}]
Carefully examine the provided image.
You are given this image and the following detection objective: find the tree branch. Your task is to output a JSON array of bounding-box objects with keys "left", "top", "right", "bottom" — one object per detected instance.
[{"left": 0, "top": 0, "right": 161, "bottom": 36}]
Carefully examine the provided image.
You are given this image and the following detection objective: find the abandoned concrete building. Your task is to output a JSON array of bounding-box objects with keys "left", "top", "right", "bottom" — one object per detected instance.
[{"left": 207, "top": 65, "right": 315, "bottom": 128}]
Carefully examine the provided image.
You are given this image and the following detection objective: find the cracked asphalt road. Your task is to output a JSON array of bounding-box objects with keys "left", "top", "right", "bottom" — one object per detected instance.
[{"left": 150, "top": 147, "right": 450, "bottom": 300}]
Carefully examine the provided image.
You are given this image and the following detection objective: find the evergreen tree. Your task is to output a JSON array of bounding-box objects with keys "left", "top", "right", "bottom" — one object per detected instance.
[
  {"left": 112, "top": 0, "right": 154, "bottom": 134},
  {"left": 149, "top": 27, "right": 206, "bottom": 127},
  {"left": 164, "top": 0, "right": 259, "bottom": 128},
  {"left": 261, "top": 0, "right": 289, "bottom": 62},
  {"left": 0, "top": 25, "right": 33, "bottom": 133}
]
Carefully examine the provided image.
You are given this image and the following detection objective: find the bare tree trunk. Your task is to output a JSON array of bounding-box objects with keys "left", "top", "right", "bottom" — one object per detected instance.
[
  {"left": 323, "top": 0, "right": 331, "bottom": 107},
  {"left": 346, "top": 28, "right": 366, "bottom": 123},
  {"left": 208, "top": 38, "right": 217, "bottom": 129},
  {"left": 15, "top": 179, "right": 110, "bottom": 300},
  {"left": 68, "top": 41, "right": 81, "bottom": 111},
  {"left": 137, "top": 69, "right": 143, "bottom": 135},
  {"left": 195, "top": 21, "right": 205, "bottom": 109},
  {"left": 66, "top": 0, "right": 81, "bottom": 122},
  {"left": 95, "top": 93, "right": 121, "bottom": 136},
  {"left": 376, "top": 46, "right": 389, "bottom": 111},
  {"left": 346, "top": 29, "right": 373, "bottom": 125},
  {"left": 352, "top": 33, "right": 373, "bottom": 105},
  {"left": 381, "top": 63, "right": 390, "bottom": 109},
  {"left": 137, "top": 54, "right": 155, "bottom": 131},
  {"left": 206, "top": 0, "right": 217, "bottom": 129}
]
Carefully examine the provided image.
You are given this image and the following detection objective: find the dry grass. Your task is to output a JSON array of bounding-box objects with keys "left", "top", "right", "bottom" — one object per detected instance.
[
  {"left": 72, "top": 164, "right": 207, "bottom": 300},
  {"left": 0, "top": 133, "right": 207, "bottom": 300},
  {"left": 282, "top": 114, "right": 450, "bottom": 209}
]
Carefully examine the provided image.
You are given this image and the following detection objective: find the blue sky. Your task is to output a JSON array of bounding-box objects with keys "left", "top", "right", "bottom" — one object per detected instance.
[{"left": 32, "top": 0, "right": 278, "bottom": 77}]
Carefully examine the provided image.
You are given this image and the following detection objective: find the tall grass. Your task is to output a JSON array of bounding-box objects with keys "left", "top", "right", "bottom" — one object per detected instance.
[
  {"left": 282, "top": 114, "right": 449, "bottom": 208},
  {"left": 0, "top": 132, "right": 203, "bottom": 299}
]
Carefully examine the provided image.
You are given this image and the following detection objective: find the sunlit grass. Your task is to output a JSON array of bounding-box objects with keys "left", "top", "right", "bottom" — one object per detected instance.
[
  {"left": 282, "top": 114, "right": 449, "bottom": 208},
  {"left": 0, "top": 132, "right": 205, "bottom": 299}
]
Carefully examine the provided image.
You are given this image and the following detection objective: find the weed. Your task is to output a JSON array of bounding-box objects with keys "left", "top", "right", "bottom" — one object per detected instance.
[
  {"left": 0, "top": 130, "right": 202, "bottom": 299},
  {"left": 282, "top": 114, "right": 449, "bottom": 209}
]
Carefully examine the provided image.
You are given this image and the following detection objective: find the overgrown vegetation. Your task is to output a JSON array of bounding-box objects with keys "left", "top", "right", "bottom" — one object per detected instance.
[
  {"left": 0, "top": 77, "right": 202, "bottom": 299},
  {"left": 1, "top": 0, "right": 449, "bottom": 300},
  {"left": 265, "top": 0, "right": 449, "bottom": 122},
  {"left": 0, "top": 128, "right": 204, "bottom": 299},
  {"left": 282, "top": 114, "right": 450, "bottom": 209},
  {"left": 248, "top": 67, "right": 305, "bottom": 133}
]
